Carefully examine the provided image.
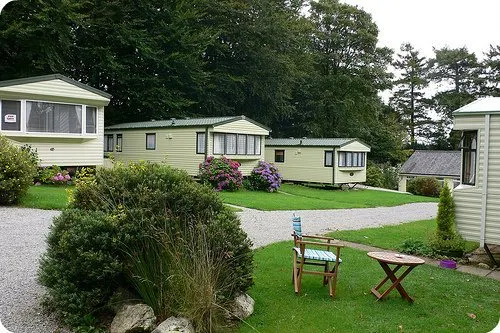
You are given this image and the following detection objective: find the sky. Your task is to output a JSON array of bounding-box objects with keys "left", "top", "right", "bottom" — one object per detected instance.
[{"left": 341, "top": 0, "right": 500, "bottom": 59}]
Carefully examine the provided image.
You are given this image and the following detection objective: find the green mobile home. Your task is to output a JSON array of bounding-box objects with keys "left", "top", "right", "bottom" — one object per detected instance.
[
  {"left": 264, "top": 138, "right": 370, "bottom": 185},
  {"left": 104, "top": 115, "right": 270, "bottom": 176},
  {"left": 453, "top": 98, "right": 500, "bottom": 250},
  {"left": 0, "top": 74, "right": 111, "bottom": 167}
]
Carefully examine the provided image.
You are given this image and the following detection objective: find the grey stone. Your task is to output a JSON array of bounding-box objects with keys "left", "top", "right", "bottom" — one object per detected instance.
[
  {"left": 478, "top": 262, "right": 491, "bottom": 270},
  {"left": 228, "top": 293, "right": 255, "bottom": 320},
  {"left": 110, "top": 304, "right": 156, "bottom": 333},
  {"left": 152, "top": 317, "right": 195, "bottom": 333}
]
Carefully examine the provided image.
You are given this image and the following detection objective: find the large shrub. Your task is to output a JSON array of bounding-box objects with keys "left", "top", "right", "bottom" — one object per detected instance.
[
  {"left": 365, "top": 162, "right": 383, "bottom": 188},
  {"left": 199, "top": 156, "right": 243, "bottom": 191},
  {"left": 39, "top": 162, "right": 253, "bottom": 330},
  {"left": 407, "top": 177, "right": 442, "bottom": 197},
  {"left": 0, "top": 136, "right": 38, "bottom": 204},
  {"left": 246, "top": 161, "right": 282, "bottom": 192}
]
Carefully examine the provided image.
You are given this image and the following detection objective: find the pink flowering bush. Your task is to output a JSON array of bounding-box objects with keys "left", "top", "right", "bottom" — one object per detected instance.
[
  {"left": 39, "top": 165, "right": 72, "bottom": 185},
  {"left": 246, "top": 161, "right": 282, "bottom": 192},
  {"left": 199, "top": 156, "right": 243, "bottom": 191}
]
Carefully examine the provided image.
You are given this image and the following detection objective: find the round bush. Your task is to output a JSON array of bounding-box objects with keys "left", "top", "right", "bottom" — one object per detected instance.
[
  {"left": 199, "top": 156, "right": 243, "bottom": 191},
  {"left": 0, "top": 136, "right": 38, "bottom": 204},
  {"left": 246, "top": 161, "right": 282, "bottom": 192},
  {"left": 365, "top": 162, "right": 383, "bottom": 188},
  {"left": 407, "top": 177, "right": 442, "bottom": 197},
  {"left": 40, "top": 162, "right": 253, "bottom": 328}
]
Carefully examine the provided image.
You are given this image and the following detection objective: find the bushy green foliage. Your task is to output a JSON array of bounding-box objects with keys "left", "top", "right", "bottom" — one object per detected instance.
[
  {"left": 365, "top": 162, "right": 383, "bottom": 188},
  {"left": 37, "top": 165, "right": 72, "bottom": 185},
  {"left": 0, "top": 136, "right": 38, "bottom": 204},
  {"left": 365, "top": 162, "right": 398, "bottom": 190},
  {"left": 199, "top": 156, "right": 243, "bottom": 191},
  {"left": 245, "top": 161, "right": 282, "bottom": 192},
  {"left": 38, "top": 209, "right": 123, "bottom": 326},
  {"left": 398, "top": 239, "right": 434, "bottom": 256},
  {"left": 407, "top": 177, "right": 442, "bottom": 197},
  {"left": 40, "top": 161, "right": 253, "bottom": 329},
  {"left": 429, "top": 184, "right": 465, "bottom": 256}
]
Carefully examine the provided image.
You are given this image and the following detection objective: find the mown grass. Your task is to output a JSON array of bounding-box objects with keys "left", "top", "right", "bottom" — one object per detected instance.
[
  {"left": 19, "top": 185, "right": 70, "bottom": 210},
  {"left": 238, "top": 242, "right": 500, "bottom": 333},
  {"left": 329, "top": 219, "right": 479, "bottom": 254},
  {"left": 219, "top": 184, "right": 437, "bottom": 210}
]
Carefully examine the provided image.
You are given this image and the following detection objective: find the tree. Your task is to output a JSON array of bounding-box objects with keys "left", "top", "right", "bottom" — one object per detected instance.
[
  {"left": 390, "top": 43, "right": 432, "bottom": 147},
  {"left": 483, "top": 44, "right": 500, "bottom": 96}
]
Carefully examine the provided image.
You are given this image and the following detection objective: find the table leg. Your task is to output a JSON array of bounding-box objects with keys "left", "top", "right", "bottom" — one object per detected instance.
[{"left": 372, "top": 262, "right": 416, "bottom": 303}]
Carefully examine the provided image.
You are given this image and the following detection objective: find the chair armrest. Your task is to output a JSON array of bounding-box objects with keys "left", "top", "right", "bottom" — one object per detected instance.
[
  {"left": 302, "top": 234, "right": 337, "bottom": 241},
  {"left": 297, "top": 240, "right": 345, "bottom": 248}
]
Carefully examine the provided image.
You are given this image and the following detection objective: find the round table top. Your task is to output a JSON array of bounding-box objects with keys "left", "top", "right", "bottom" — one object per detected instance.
[{"left": 367, "top": 251, "right": 425, "bottom": 266}]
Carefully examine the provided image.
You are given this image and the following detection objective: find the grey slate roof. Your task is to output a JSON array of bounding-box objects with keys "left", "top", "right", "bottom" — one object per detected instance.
[
  {"left": 453, "top": 97, "right": 500, "bottom": 114},
  {"left": 105, "top": 115, "right": 271, "bottom": 131},
  {"left": 265, "top": 138, "right": 365, "bottom": 147},
  {"left": 400, "top": 150, "right": 461, "bottom": 177},
  {"left": 0, "top": 74, "right": 112, "bottom": 99}
]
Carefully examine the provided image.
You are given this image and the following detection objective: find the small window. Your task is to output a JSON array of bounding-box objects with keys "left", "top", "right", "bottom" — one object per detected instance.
[
  {"left": 324, "top": 151, "right": 333, "bottom": 167},
  {"left": 196, "top": 132, "right": 206, "bottom": 154},
  {"left": 146, "top": 133, "right": 156, "bottom": 150},
  {"left": 104, "top": 134, "right": 114, "bottom": 152},
  {"left": 237, "top": 134, "right": 247, "bottom": 154},
  {"left": 275, "top": 150, "right": 285, "bottom": 163},
  {"left": 116, "top": 134, "right": 122, "bottom": 152},
  {"left": 1, "top": 100, "right": 21, "bottom": 131},
  {"left": 213, "top": 133, "right": 225, "bottom": 154},
  {"left": 86, "top": 106, "right": 97, "bottom": 134},
  {"left": 226, "top": 134, "right": 237, "bottom": 154},
  {"left": 460, "top": 131, "right": 477, "bottom": 185}
]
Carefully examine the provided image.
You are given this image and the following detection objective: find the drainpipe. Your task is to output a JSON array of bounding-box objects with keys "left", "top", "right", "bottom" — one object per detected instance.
[
  {"left": 480, "top": 114, "right": 490, "bottom": 248},
  {"left": 204, "top": 126, "right": 209, "bottom": 160}
]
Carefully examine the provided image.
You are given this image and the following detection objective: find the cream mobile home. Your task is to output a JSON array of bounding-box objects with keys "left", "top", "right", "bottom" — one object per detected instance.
[
  {"left": 0, "top": 74, "right": 111, "bottom": 167},
  {"left": 104, "top": 115, "right": 270, "bottom": 176},
  {"left": 453, "top": 98, "right": 500, "bottom": 259},
  {"left": 264, "top": 138, "right": 370, "bottom": 185}
]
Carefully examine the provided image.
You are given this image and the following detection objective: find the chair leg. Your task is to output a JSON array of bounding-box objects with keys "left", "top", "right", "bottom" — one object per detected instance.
[
  {"left": 323, "top": 261, "right": 329, "bottom": 285},
  {"left": 293, "top": 251, "right": 300, "bottom": 294}
]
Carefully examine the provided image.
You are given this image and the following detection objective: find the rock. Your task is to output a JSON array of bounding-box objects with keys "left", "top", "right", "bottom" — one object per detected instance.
[
  {"left": 227, "top": 293, "right": 255, "bottom": 320},
  {"left": 110, "top": 304, "right": 156, "bottom": 333},
  {"left": 152, "top": 317, "right": 195, "bottom": 333},
  {"left": 478, "top": 262, "right": 491, "bottom": 269}
]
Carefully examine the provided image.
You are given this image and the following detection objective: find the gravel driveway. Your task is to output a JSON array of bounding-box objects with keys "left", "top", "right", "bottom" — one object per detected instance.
[{"left": 0, "top": 202, "right": 437, "bottom": 333}]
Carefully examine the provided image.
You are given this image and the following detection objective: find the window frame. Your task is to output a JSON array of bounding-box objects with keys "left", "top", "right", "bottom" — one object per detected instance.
[
  {"left": 116, "top": 134, "right": 123, "bottom": 152},
  {"left": 460, "top": 130, "right": 477, "bottom": 186},
  {"left": 275, "top": 149, "right": 285, "bottom": 163},
  {"left": 146, "top": 133, "right": 156, "bottom": 150},
  {"left": 196, "top": 132, "right": 206, "bottom": 154},
  {"left": 104, "top": 134, "right": 114, "bottom": 152},
  {"left": 324, "top": 151, "right": 334, "bottom": 167},
  {"left": 338, "top": 151, "right": 365, "bottom": 167}
]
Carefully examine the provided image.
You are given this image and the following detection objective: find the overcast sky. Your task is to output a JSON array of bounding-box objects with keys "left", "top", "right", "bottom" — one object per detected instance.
[{"left": 341, "top": 0, "right": 500, "bottom": 59}]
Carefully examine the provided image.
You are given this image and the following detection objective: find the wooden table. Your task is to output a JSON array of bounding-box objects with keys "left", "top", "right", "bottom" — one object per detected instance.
[{"left": 367, "top": 252, "right": 425, "bottom": 303}]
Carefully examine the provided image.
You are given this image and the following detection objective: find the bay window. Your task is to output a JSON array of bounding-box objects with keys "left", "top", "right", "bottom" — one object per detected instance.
[
  {"left": 338, "top": 151, "right": 365, "bottom": 167},
  {"left": 212, "top": 132, "right": 262, "bottom": 155},
  {"left": 27, "top": 101, "right": 82, "bottom": 133}
]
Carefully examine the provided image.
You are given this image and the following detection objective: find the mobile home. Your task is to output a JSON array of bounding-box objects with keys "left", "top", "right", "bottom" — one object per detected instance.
[
  {"left": 264, "top": 138, "right": 370, "bottom": 185},
  {"left": 453, "top": 97, "right": 500, "bottom": 253},
  {"left": 104, "top": 115, "right": 270, "bottom": 176},
  {"left": 0, "top": 74, "right": 111, "bottom": 167}
]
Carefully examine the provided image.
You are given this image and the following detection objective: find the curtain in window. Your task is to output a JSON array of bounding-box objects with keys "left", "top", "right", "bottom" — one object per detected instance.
[
  {"left": 237, "top": 135, "right": 247, "bottom": 154},
  {"left": 197, "top": 133, "right": 206, "bottom": 154},
  {"left": 255, "top": 136, "right": 261, "bottom": 154},
  {"left": 226, "top": 134, "right": 237, "bottom": 154},
  {"left": 213, "top": 133, "right": 225, "bottom": 154},
  {"left": 26, "top": 101, "right": 82, "bottom": 133},
  {"left": 246, "top": 135, "right": 255, "bottom": 154},
  {"left": 86, "top": 107, "right": 96, "bottom": 133},
  {"left": 325, "top": 151, "right": 333, "bottom": 166}
]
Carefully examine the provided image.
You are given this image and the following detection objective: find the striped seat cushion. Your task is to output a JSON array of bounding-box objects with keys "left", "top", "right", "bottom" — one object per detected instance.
[{"left": 294, "top": 248, "right": 342, "bottom": 263}]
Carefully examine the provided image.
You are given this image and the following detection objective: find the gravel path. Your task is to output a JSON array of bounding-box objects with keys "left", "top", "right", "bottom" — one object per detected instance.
[
  {"left": 237, "top": 202, "right": 438, "bottom": 248},
  {"left": 0, "top": 202, "right": 437, "bottom": 332}
]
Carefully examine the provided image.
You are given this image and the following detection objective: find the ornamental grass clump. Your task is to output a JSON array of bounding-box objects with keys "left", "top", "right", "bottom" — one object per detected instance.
[
  {"left": 199, "top": 156, "right": 243, "bottom": 191},
  {"left": 0, "top": 136, "right": 38, "bottom": 204},
  {"left": 246, "top": 161, "right": 282, "bottom": 192}
]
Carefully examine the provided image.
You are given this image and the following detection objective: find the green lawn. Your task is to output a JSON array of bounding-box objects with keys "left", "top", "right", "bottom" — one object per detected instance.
[
  {"left": 19, "top": 185, "right": 70, "bottom": 210},
  {"left": 238, "top": 242, "right": 500, "bottom": 333},
  {"left": 330, "top": 219, "right": 479, "bottom": 254},
  {"left": 219, "top": 184, "right": 437, "bottom": 210}
]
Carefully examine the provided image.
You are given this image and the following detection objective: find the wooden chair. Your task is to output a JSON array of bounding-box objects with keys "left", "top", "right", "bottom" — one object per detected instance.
[{"left": 292, "top": 215, "right": 344, "bottom": 298}]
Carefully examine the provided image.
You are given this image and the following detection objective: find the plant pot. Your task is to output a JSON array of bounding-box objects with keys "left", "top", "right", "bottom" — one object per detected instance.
[{"left": 440, "top": 259, "right": 457, "bottom": 269}]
